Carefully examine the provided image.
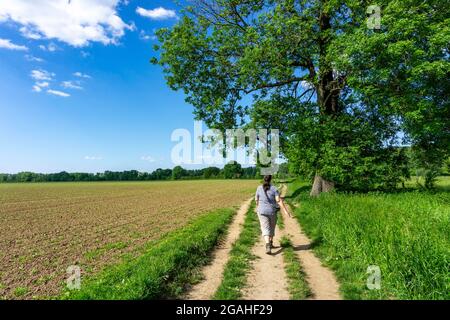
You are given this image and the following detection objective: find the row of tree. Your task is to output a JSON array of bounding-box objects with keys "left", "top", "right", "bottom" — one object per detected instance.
[{"left": 0, "top": 162, "right": 270, "bottom": 183}]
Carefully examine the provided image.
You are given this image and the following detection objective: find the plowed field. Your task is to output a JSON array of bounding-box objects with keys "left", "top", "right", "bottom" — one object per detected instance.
[{"left": 0, "top": 180, "right": 257, "bottom": 299}]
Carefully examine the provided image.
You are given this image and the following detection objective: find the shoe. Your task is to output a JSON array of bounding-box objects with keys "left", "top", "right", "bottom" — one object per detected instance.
[
  {"left": 265, "top": 243, "right": 272, "bottom": 255},
  {"left": 270, "top": 240, "right": 273, "bottom": 248}
]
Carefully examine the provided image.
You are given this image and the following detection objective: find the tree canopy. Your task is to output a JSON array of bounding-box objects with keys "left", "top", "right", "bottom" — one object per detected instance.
[
  {"left": 153, "top": 0, "right": 449, "bottom": 193},
  {"left": 223, "top": 161, "right": 244, "bottom": 178}
]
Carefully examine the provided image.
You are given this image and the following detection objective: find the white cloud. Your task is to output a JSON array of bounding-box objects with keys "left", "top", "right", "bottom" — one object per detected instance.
[
  {"left": 30, "top": 71, "right": 51, "bottom": 93},
  {"left": 139, "top": 31, "right": 150, "bottom": 40},
  {"left": 139, "top": 30, "right": 156, "bottom": 41},
  {"left": 30, "top": 69, "right": 54, "bottom": 81},
  {"left": 39, "top": 42, "right": 58, "bottom": 52},
  {"left": 141, "top": 156, "right": 156, "bottom": 163},
  {"left": 136, "top": 7, "right": 177, "bottom": 20},
  {"left": 61, "top": 81, "right": 83, "bottom": 90},
  {"left": 0, "top": 0, "right": 131, "bottom": 47},
  {"left": 128, "top": 21, "right": 137, "bottom": 32},
  {"left": 73, "top": 72, "right": 91, "bottom": 79},
  {"left": 85, "top": 156, "right": 103, "bottom": 160},
  {"left": 19, "top": 26, "right": 42, "bottom": 40},
  {"left": 32, "top": 85, "right": 42, "bottom": 93},
  {"left": 0, "top": 38, "right": 28, "bottom": 51},
  {"left": 25, "top": 54, "right": 44, "bottom": 62},
  {"left": 47, "top": 89, "right": 70, "bottom": 97},
  {"left": 36, "top": 81, "right": 49, "bottom": 88}
]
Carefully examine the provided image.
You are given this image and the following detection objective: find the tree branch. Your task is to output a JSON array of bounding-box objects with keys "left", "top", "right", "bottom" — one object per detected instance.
[{"left": 242, "top": 76, "right": 310, "bottom": 94}]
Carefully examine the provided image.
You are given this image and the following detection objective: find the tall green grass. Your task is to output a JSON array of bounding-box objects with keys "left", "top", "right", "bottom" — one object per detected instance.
[
  {"left": 288, "top": 178, "right": 450, "bottom": 300},
  {"left": 64, "top": 208, "right": 235, "bottom": 300}
]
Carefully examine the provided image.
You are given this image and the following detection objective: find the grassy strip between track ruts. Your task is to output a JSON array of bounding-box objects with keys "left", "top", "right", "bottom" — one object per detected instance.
[
  {"left": 213, "top": 201, "right": 260, "bottom": 300},
  {"left": 286, "top": 178, "right": 450, "bottom": 300},
  {"left": 63, "top": 208, "right": 236, "bottom": 300},
  {"left": 279, "top": 236, "right": 312, "bottom": 300}
]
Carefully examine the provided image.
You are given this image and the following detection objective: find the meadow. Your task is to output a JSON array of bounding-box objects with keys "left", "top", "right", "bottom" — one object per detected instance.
[
  {"left": 286, "top": 177, "right": 450, "bottom": 300},
  {"left": 0, "top": 180, "right": 257, "bottom": 299}
]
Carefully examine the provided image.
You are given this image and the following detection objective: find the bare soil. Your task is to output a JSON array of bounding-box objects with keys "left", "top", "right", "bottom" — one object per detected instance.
[{"left": 242, "top": 225, "right": 290, "bottom": 300}]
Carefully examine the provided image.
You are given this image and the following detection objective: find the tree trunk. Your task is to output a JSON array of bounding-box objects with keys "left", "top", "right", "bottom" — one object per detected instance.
[
  {"left": 310, "top": 175, "right": 335, "bottom": 197},
  {"left": 309, "top": 12, "right": 338, "bottom": 198}
]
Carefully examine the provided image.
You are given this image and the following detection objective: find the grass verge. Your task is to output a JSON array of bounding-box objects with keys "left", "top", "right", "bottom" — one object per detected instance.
[
  {"left": 287, "top": 178, "right": 450, "bottom": 300},
  {"left": 279, "top": 236, "right": 311, "bottom": 300},
  {"left": 213, "top": 202, "right": 260, "bottom": 300},
  {"left": 64, "top": 208, "right": 235, "bottom": 300}
]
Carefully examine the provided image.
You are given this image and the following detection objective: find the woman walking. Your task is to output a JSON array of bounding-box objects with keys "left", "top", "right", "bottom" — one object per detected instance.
[{"left": 255, "top": 175, "right": 293, "bottom": 254}]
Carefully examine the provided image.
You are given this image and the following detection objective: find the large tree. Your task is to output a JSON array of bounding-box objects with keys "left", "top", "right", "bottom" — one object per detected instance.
[{"left": 153, "top": 0, "right": 449, "bottom": 194}]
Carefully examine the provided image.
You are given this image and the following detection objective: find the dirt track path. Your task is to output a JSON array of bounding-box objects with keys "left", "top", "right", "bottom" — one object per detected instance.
[
  {"left": 282, "top": 185, "right": 341, "bottom": 300},
  {"left": 186, "top": 199, "right": 252, "bottom": 300},
  {"left": 243, "top": 185, "right": 341, "bottom": 300},
  {"left": 186, "top": 184, "right": 341, "bottom": 300},
  {"left": 242, "top": 224, "right": 290, "bottom": 300}
]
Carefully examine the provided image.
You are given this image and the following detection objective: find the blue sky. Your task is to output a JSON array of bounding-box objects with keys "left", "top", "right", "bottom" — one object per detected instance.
[{"left": 0, "top": 0, "right": 202, "bottom": 173}]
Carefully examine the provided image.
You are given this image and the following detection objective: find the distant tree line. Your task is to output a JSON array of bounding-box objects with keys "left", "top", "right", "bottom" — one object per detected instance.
[{"left": 0, "top": 161, "right": 275, "bottom": 183}]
